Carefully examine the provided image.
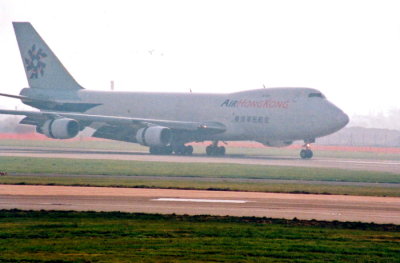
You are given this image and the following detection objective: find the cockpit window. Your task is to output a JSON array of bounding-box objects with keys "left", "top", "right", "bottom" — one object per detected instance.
[{"left": 308, "top": 92, "right": 326, "bottom": 99}]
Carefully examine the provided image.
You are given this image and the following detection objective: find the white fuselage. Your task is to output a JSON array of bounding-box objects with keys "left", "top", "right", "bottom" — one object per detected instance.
[{"left": 28, "top": 87, "right": 348, "bottom": 145}]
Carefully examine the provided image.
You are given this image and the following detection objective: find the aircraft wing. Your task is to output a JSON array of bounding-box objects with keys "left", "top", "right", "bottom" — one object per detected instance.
[{"left": 0, "top": 109, "right": 226, "bottom": 133}]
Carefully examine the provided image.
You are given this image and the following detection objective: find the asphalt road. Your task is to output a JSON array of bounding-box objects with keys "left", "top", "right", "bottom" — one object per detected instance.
[
  {"left": 1, "top": 146, "right": 400, "bottom": 173},
  {"left": 1, "top": 185, "right": 399, "bottom": 224}
]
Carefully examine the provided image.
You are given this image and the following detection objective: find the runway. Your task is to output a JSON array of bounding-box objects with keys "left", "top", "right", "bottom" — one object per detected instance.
[
  {"left": 1, "top": 146, "right": 400, "bottom": 173},
  {"left": 1, "top": 185, "right": 399, "bottom": 224},
  {"left": 1, "top": 146, "right": 399, "bottom": 224}
]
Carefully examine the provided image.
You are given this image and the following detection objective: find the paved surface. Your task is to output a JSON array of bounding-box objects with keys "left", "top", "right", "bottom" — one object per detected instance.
[
  {"left": 1, "top": 185, "right": 399, "bottom": 224},
  {"left": 1, "top": 146, "right": 399, "bottom": 224},
  {"left": 1, "top": 146, "right": 400, "bottom": 173}
]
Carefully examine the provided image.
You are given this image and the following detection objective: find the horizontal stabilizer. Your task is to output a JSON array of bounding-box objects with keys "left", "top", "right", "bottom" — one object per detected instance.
[{"left": 0, "top": 92, "right": 101, "bottom": 112}]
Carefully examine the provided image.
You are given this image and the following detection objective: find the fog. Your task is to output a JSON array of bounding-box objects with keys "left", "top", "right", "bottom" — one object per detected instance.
[
  {"left": 0, "top": 116, "right": 34, "bottom": 133},
  {"left": 2, "top": 0, "right": 400, "bottom": 116},
  {"left": 349, "top": 109, "right": 400, "bottom": 130},
  {"left": 1, "top": 0, "right": 400, "bottom": 147}
]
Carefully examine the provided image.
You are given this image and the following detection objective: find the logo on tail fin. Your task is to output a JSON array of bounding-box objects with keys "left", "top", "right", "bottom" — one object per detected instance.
[{"left": 24, "top": 44, "right": 47, "bottom": 79}]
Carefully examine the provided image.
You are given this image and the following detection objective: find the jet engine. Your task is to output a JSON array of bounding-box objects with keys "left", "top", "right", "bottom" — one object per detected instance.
[
  {"left": 136, "top": 126, "right": 172, "bottom": 147},
  {"left": 263, "top": 141, "right": 293, "bottom": 147},
  {"left": 40, "top": 118, "right": 80, "bottom": 139}
]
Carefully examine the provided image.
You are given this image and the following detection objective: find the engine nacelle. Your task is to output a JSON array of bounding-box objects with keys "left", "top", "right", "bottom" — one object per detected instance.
[
  {"left": 41, "top": 118, "right": 80, "bottom": 139},
  {"left": 263, "top": 141, "right": 293, "bottom": 147},
  {"left": 136, "top": 126, "right": 172, "bottom": 147}
]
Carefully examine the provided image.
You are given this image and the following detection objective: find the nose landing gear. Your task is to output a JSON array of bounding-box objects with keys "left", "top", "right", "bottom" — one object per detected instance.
[{"left": 300, "top": 143, "right": 313, "bottom": 159}]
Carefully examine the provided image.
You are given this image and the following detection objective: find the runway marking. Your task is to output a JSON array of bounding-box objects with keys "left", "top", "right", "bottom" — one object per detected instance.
[
  {"left": 320, "top": 159, "right": 400, "bottom": 166},
  {"left": 153, "top": 198, "right": 248, "bottom": 204}
]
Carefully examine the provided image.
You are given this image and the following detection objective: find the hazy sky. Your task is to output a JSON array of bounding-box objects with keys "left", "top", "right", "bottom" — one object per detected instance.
[{"left": 1, "top": 0, "right": 400, "bottom": 117}]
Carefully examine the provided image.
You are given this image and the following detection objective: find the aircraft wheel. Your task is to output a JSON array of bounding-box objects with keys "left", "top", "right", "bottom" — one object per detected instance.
[
  {"left": 206, "top": 145, "right": 225, "bottom": 156},
  {"left": 184, "top": 145, "right": 193, "bottom": 155},
  {"left": 300, "top": 149, "right": 313, "bottom": 159},
  {"left": 206, "top": 145, "right": 214, "bottom": 156},
  {"left": 217, "top": 146, "right": 226, "bottom": 156},
  {"left": 174, "top": 145, "right": 193, "bottom": 156}
]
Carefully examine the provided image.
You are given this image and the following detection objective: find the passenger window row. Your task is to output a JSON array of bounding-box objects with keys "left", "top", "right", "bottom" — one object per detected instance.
[{"left": 234, "top": 115, "right": 269, "bottom": 124}]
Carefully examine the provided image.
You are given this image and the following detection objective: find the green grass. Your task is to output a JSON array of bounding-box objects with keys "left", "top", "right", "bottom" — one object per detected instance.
[
  {"left": 0, "top": 156, "right": 399, "bottom": 196},
  {"left": 1, "top": 156, "right": 399, "bottom": 183},
  {"left": 0, "top": 210, "right": 399, "bottom": 263}
]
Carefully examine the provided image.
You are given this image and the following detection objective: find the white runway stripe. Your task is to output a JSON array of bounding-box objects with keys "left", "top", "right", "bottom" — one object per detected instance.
[{"left": 153, "top": 198, "right": 248, "bottom": 203}]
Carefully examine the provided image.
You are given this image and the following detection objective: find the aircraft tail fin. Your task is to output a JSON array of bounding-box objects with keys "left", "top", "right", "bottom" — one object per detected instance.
[{"left": 13, "top": 22, "right": 83, "bottom": 90}]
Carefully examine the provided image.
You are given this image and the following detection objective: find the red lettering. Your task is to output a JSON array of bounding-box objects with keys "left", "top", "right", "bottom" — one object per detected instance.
[
  {"left": 238, "top": 99, "right": 246, "bottom": 107},
  {"left": 235, "top": 99, "right": 289, "bottom": 109}
]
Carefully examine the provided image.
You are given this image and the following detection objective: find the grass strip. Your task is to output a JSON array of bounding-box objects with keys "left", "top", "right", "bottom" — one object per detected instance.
[
  {"left": 0, "top": 156, "right": 399, "bottom": 183},
  {"left": 0, "top": 210, "right": 399, "bottom": 263},
  {"left": 1, "top": 156, "right": 399, "bottom": 196}
]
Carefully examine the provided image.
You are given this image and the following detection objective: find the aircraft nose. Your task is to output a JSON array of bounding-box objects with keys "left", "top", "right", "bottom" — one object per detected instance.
[
  {"left": 334, "top": 110, "right": 349, "bottom": 129},
  {"left": 310, "top": 101, "right": 349, "bottom": 137}
]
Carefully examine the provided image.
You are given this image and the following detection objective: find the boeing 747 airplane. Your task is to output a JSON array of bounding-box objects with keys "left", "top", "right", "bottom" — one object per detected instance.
[{"left": 0, "top": 22, "right": 349, "bottom": 158}]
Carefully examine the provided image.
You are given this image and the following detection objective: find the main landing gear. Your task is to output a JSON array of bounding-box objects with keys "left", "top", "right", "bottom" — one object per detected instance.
[
  {"left": 206, "top": 141, "right": 226, "bottom": 156},
  {"left": 300, "top": 143, "right": 313, "bottom": 159},
  {"left": 173, "top": 145, "right": 194, "bottom": 156},
  {"left": 149, "top": 145, "right": 193, "bottom": 155}
]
